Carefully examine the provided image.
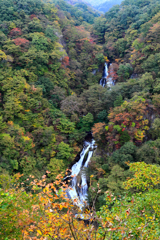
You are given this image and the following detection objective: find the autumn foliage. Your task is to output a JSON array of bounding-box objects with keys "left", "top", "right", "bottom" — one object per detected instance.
[
  {"left": 106, "top": 98, "right": 153, "bottom": 149},
  {"left": 29, "top": 14, "right": 37, "bottom": 19},
  {"left": 92, "top": 122, "right": 106, "bottom": 141},
  {"left": 1, "top": 0, "right": 160, "bottom": 239},
  {"left": 92, "top": 97, "right": 154, "bottom": 151},
  {"left": 62, "top": 56, "right": 70, "bottom": 66},
  {"left": 9, "top": 28, "right": 22, "bottom": 36},
  {"left": 1, "top": 163, "right": 160, "bottom": 240},
  {"left": 108, "top": 63, "right": 119, "bottom": 81},
  {"left": 0, "top": 174, "right": 95, "bottom": 239},
  {"left": 13, "top": 38, "right": 30, "bottom": 46}
]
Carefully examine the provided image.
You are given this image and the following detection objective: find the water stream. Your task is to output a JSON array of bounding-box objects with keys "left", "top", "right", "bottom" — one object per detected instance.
[
  {"left": 66, "top": 138, "right": 96, "bottom": 209},
  {"left": 99, "top": 62, "right": 114, "bottom": 88},
  {"left": 65, "top": 62, "right": 113, "bottom": 209}
]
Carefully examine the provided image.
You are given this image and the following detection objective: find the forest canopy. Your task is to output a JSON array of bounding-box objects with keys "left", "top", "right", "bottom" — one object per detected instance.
[{"left": 0, "top": 0, "right": 160, "bottom": 239}]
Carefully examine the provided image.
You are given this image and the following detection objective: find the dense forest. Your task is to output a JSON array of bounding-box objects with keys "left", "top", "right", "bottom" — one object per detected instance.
[{"left": 0, "top": 0, "right": 160, "bottom": 239}]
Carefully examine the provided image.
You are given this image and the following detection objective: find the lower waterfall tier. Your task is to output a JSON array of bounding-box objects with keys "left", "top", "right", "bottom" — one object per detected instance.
[{"left": 66, "top": 139, "right": 96, "bottom": 209}]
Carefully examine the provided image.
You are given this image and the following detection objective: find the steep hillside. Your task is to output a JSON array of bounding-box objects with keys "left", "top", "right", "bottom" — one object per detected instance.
[
  {"left": 64, "top": 0, "right": 123, "bottom": 13},
  {"left": 76, "top": 0, "right": 107, "bottom": 6},
  {"left": 0, "top": 0, "right": 160, "bottom": 239},
  {"left": 0, "top": 0, "right": 102, "bottom": 181},
  {"left": 88, "top": 0, "right": 160, "bottom": 208},
  {"left": 96, "top": 0, "right": 122, "bottom": 13},
  {"left": 53, "top": 0, "right": 100, "bottom": 24}
]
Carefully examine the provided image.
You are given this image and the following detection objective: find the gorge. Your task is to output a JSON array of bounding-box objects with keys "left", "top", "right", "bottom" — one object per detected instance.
[
  {"left": 66, "top": 62, "right": 113, "bottom": 208},
  {"left": 1, "top": 0, "right": 160, "bottom": 238}
]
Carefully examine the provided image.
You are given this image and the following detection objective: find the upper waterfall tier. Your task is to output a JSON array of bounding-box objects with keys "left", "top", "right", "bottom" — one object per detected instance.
[{"left": 100, "top": 62, "right": 114, "bottom": 88}]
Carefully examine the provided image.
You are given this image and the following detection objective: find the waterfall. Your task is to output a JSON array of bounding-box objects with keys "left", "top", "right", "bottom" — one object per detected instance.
[
  {"left": 66, "top": 139, "right": 96, "bottom": 209},
  {"left": 103, "top": 62, "right": 109, "bottom": 78},
  {"left": 99, "top": 63, "right": 108, "bottom": 87},
  {"left": 100, "top": 62, "right": 114, "bottom": 88},
  {"left": 65, "top": 63, "right": 115, "bottom": 209}
]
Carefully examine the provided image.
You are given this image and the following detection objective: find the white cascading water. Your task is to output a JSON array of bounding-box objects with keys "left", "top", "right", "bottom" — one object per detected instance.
[
  {"left": 66, "top": 139, "right": 95, "bottom": 209},
  {"left": 65, "top": 63, "right": 114, "bottom": 208},
  {"left": 100, "top": 62, "right": 114, "bottom": 88}
]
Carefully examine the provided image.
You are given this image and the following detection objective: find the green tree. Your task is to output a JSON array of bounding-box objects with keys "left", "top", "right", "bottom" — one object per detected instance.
[
  {"left": 92, "top": 17, "right": 107, "bottom": 43},
  {"left": 111, "top": 142, "right": 137, "bottom": 168},
  {"left": 81, "top": 113, "right": 94, "bottom": 132},
  {"left": 143, "top": 52, "right": 160, "bottom": 75},
  {"left": 107, "top": 165, "right": 130, "bottom": 195},
  {"left": 136, "top": 139, "right": 160, "bottom": 164},
  {"left": 139, "top": 72, "right": 154, "bottom": 92},
  {"left": 45, "top": 26, "right": 58, "bottom": 42},
  {"left": 117, "top": 63, "right": 133, "bottom": 81},
  {"left": 113, "top": 94, "right": 123, "bottom": 107},
  {"left": 57, "top": 141, "right": 74, "bottom": 162},
  {"left": 31, "top": 32, "right": 49, "bottom": 51}
]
